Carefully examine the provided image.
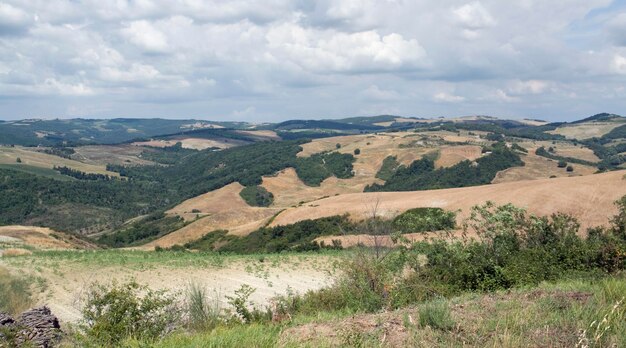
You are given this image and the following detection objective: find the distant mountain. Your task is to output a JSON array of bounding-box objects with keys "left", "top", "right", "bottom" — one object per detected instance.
[
  {"left": 570, "top": 113, "right": 625, "bottom": 124},
  {"left": 272, "top": 119, "right": 384, "bottom": 131},
  {"left": 0, "top": 118, "right": 251, "bottom": 146}
]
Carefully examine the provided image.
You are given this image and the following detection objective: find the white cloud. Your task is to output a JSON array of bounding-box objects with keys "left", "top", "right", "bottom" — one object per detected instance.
[
  {"left": 454, "top": 2, "right": 495, "bottom": 30},
  {"left": 508, "top": 80, "right": 550, "bottom": 95},
  {"left": 433, "top": 92, "right": 465, "bottom": 103},
  {"left": 266, "top": 24, "right": 426, "bottom": 73},
  {"left": 122, "top": 20, "right": 169, "bottom": 53},
  {"left": 0, "top": 0, "right": 623, "bottom": 120},
  {"left": 41, "top": 78, "right": 94, "bottom": 96},
  {"left": 613, "top": 54, "right": 626, "bottom": 75}
]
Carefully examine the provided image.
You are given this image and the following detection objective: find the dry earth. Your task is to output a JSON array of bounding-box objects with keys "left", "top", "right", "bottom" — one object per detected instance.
[
  {"left": 0, "top": 254, "right": 336, "bottom": 324},
  {"left": 271, "top": 170, "right": 626, "bottom": 234}
]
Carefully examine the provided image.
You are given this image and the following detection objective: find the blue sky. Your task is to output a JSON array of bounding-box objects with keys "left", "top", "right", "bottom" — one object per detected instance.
[{"left": 0, "top": 0, "right": 625, "bottom": 122}]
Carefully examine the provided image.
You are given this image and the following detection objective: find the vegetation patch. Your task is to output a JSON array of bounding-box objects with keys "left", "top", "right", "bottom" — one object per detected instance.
[
  {"left": 239, "top": 186, "right": 274, "bottom": 207},
  {"left": 375, "top": 155, "right": 401, "bottom": 181},
  {"left": 366, "top": 142, "right": 523, "bottom": 192},
  {"left": 392, "top": 207, "right": 456, "bottom": 233},
  {"left": 98, "top": 212, "right": 187, "bottom": 247}
]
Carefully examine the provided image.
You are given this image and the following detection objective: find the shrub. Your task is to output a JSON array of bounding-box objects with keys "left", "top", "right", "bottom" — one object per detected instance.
[
  {"left": 567, "top": 165, "right": 574, "bottom": 172},
  {"left": 77, "top": 280, "right": 180, "bottom": 346},
  {"left": 186, "top": 282, "right": 221, "bottom": 331},
  {"left": 15, "top": 157, "right": 21, "bottom": 163},
  {"left": 558, "top": 160, "right": 567, "bottom": 168},
  {"left": 418, "top": 299, "right": 455, "bottom": 331},
  {"left": 336, "top": 143, "right": 341, "bottom": 149},
  {"left": 354, "top": 148, "right": 360, "bottom": 155},
  {"left": 225, "top": 285, "right": 268, "bottom": 323},
  {"left": 392, "top": 207, "right": 456, "bottom": 233}
]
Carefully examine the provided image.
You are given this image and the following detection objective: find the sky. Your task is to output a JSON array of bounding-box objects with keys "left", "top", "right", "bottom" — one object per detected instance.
[{"left": 0, "top": 0, "right": 625, "bottom": 122}]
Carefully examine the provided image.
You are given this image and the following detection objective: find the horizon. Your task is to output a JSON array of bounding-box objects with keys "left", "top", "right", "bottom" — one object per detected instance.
[
  {"left": 0, "top": 1, "right": 625, "bottom": 122},
  {"left": 0, "top": 111, "right": 621, "bottom": 124}
]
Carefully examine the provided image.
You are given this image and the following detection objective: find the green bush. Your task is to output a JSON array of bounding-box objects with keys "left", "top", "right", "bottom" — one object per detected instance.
[
  {"left": 418, "top": 299, "right": 455, "bottom": 331},
  {"left": 239, "top": 186, "right": 274, "bottom": 207},
  {"left": 392, "top": 207, "right": 456, "bottom": 233},
  {"left": 77, "top": 281, "right": 180, "bottom": 346},
  {"left": 558, "top": 160, "right": 567, "bottom": 168}
]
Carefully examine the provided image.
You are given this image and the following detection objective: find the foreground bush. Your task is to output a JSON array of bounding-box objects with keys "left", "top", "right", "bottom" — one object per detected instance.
[{"left": 74, "top": 281, "right": 179, "bottom": 346}]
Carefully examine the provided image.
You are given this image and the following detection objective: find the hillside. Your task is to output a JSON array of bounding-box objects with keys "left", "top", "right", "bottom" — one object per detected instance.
[
  {"left": 148, "top": 170, "right": 626, "bottom": 248},
  {"left": 270, "top": 170, "right": 626, "bottom": 232}
]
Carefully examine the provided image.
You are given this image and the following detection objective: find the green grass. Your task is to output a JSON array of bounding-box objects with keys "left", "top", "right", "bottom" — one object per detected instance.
[
  {"left": 0, "top": 163, "right": 73, "bottom": 181},
  {"left": 99, "top": 276, "right": 626, "bottom": 347},
  {"left": 1, "top": 249, "right": 345, "bottom": 271},
  {"left": 124, "top": 324, "right": 282, "bottom": 348}
]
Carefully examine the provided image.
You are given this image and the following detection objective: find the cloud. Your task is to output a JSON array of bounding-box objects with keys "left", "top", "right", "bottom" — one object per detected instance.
[
  {"left": 0, "top": 0, "right": 623, "bottom": 121},
  {"left": 122, "top": 20, "right": 169, "bottom": 53},
  {"left": 453, "top": 1, "right": 495, "bottom": 39},
  {"left": 362, "top": 84, "right": 400, "bottom": 100},
  {"left": 0, "top": 3, "right": 32, "bottom": 35},
  {"left": 433, "top": 92, "right": 465, "bottom": 103},
  {"left": 613, "top": 54, "right": 626, "bottom": 75},
  {"left": 266, "top": 24, "right": 426, "bottom": 73}
]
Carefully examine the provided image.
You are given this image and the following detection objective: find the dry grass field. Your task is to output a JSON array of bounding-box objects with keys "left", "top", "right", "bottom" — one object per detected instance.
[
  {"left": 548, "top": 121, "right": 625, "bottom": 139},
  {"left": 0, "top": 146, "right": 120, "bottom": 176},
  {"left": 493, "top": 151, "right": 597, "bottom": 183},
  {"left": 271, "top": 170, "right": 626, "bottom": 234},
  {"left": 0, "top": 225, "right": 97, "bottom": 250},
  {"left": 132, "top": 138, "right": 237, "bottom": 150},
  {"left": 72, "top": 144, "right": 155, "bottom": 166},
  {"left": 434, "top": 145, "right": 483, "bottom": 168}
]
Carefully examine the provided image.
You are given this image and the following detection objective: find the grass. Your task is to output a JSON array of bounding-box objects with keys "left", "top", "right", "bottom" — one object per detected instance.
[
  {"left": 1, "top": 249, "right": 345, "bottom": 274},
  {"left": 66, "top": 275, "right": 625, "bottom": 347},
  {"left": 418, "top": 299, "right": 455, "bottom": 331},
  {"left": 123, "top": 324, "right": 282, "bottom": 348},
  {"left": 0, "top": 266, "right": 33, "bottom": 315},
  {"left": 0, "top": 163, "right": 73, "bottom": 181}
]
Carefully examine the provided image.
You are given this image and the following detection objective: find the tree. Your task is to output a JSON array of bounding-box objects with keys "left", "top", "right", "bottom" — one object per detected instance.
[
  {"left": 15, "top": 157, "right": 21, "bottom": 163},
  {"left": 336, "top": 143, "right": 341, "bottom": 149},
  {"left": 354, "top": 148, "right": 361, "bottom": 155},
  {"left": 566, "top": 165, "right": 574, "bottom": 172},
  {"left": 557, "top": 160, "right": 567, "bottom": 168}
]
